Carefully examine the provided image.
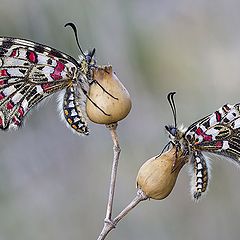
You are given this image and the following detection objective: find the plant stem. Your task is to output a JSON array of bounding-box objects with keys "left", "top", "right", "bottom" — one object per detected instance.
[
  {"left": 97, "top": 123, "right": 148, "bottom": 240},
  {"left": 105, "top": 123, "right": 121, "bottom": 221},
  {"left": 97, "top": 189, "right": 148, "bottom": 240}
]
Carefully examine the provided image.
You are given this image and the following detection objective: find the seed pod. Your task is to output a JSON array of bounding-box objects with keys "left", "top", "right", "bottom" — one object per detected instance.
[
  {"left": 86, "top": 65, "right": 131, "bottom": 124},
  {"left": 136, "top": 147, "right": 186, "bottom": 200}
]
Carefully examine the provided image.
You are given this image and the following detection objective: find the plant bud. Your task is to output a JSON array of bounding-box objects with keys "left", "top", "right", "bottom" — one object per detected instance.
[
  {"left": 136, "top": 147, "right": 186, "bottom": 200},
  {"left": 86, "top": 65, "right": 131, "bottom": 124}
]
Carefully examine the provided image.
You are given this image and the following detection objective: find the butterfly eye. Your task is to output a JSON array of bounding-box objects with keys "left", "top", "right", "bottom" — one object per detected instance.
[
  {"left": 86, "top": 55, "right": 91, "bottom": 63},
  {"left": 165, "top": 125, "right": 177, "bottom": 137},
  {"left": 170, "top": 127, "right": 177, "bottom": 136}
]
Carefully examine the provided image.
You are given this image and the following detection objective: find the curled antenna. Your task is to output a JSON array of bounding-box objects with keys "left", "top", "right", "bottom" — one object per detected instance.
[
  {"left": 64, "top": 22, "right": 86, "bottom": 57},
  {"left": 167, "top": 92, "right": 177, "bottom": 128}
]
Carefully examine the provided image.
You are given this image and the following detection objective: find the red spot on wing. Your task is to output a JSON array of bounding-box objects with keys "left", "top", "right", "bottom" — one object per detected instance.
[
  {"left": 196, "top": 127, "right": 203, "bottom": 135},
  {"left": 10, "top": 49, "right": 18, "bottom": 57},
  {"left": 215, "top": 111, "right": 221, "bottom": 122},
  {"left": 12, "top": 116, "right": 20, "bottom": 126},
  {"left": 195, "top": 127, "right": 212, "bottom": 142},
  {"left": 0, "top": 93, "right": 5, "bottom": 100},
  {"left": 0, "top": 69, "right": 9, "bottom": 77},
  {"left": 216, "top": 141, "right": 223, "bottom": 149},
  {"left": 0, "top": 80, "right": 5, "bottom": 85},
  {"left": 42, "top": 83, "right": 51, "bottom": 91},
  {"left": 6, "top": 101, "right": 14, "bottom": 110},
  {"left": 18, "top": 106, "right": 24, "bottom": 117},
  {"left": 50, "top": 61, "right": 65, "bottom": 80},
  {"left": 0, "top": 116, "right": 2, "bottom": 126},
  {"left": 27, "top": 50, "right": 38, "bottom": 63},
  {"left": 203, "top": 134, "right": 212, "bottom": 142}
]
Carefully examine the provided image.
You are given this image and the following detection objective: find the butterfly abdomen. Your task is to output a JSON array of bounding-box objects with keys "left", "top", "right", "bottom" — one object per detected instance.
[
  {"left": 189, "top": 151, "right": 210, "bottom": 200},
  {"left": 60, "top": 85, "right": 89, "bottom": 135}
]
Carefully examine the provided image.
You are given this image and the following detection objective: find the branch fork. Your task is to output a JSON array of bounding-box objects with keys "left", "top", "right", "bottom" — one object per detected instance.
[{"left": 97, "top": 123, "right": 147, "bottom": 240}]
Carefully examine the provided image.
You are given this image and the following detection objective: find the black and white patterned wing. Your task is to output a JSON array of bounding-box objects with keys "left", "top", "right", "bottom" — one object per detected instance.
[
  {"left": 0, "top": 37, "right": 81, "bottom": 130},
  {"left": 186, "top": 103, "right": 240, "bottom": 163}
]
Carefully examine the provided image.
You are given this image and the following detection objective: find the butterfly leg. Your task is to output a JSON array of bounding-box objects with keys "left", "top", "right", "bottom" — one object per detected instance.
[
  {"left": 190, "top": 151, "right": 210, "bottom": 200},
  {"left": 78, "top": 76, "right": 112, "bottom": 116},
  {"left": 90, "top": 79, "right": 118, "bottom": 100},
  {"left": 171, "top": 142, "right": 188, "bottom": 172}
]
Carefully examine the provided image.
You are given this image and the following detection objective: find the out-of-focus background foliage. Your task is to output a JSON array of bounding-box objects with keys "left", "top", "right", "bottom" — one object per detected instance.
[{"left": 0, "top": 0, "right": 240, "bottom": 239}]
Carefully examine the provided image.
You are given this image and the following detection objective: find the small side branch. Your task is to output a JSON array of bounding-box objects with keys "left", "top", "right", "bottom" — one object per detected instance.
[{"left": 97, "top": 189, "right": 148, "bottom": 240}]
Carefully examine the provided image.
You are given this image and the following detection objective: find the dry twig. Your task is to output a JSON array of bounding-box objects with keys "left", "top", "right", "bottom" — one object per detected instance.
[
  {"left": 97, "top": 189, "right": 147, "bottom": 240},
  {"left": 97, "top": 123, "right": 148, "bottom": 240}
]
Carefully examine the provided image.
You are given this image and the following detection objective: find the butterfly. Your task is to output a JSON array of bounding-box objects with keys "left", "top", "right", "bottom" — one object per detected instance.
[
  {"left": 0, "top": 22, "right": 107, "bottom": 135},
  {"left": 164, "top": 92, "right": 240, "bottom": 200}
]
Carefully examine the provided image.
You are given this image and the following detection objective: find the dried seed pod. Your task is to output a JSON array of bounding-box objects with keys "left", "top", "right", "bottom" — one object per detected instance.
[
  {"left": 136, "top": 147, "right": 186, "bottom": 200},
  {"left": 86, "top": 65, "right": 131, "bottom": 124}
]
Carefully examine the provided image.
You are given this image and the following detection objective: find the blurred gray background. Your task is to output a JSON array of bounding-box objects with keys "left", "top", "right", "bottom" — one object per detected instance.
[{"left": 0, "top": 0, "right": 240, "bottom": 239}]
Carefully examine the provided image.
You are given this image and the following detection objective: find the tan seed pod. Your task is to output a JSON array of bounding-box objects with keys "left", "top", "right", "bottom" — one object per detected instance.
[
  {"left": 136, "top": 147, "right": 186, "bottom": 200},
  {"left": 86, "top": 65, "right": 131, "bottom": 124}
]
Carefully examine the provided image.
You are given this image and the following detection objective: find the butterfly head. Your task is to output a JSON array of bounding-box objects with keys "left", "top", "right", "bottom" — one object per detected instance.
[
  {"left": 164, "top": 93, "right": 188, "bottom": 155},
  {"left": 165, "top": 124, "right": 177, "bottom": 138},
  {"left": 165, "top": 124, "right": 185, "bottom": 145},
  {"left": 85, "top": 48, "right": 96, "bottom": 66},
  {"left": 79, "top": 49, "right": 96, "bottom": 78}
]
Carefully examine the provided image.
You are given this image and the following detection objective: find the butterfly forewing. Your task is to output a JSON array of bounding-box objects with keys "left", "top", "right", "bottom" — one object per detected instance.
[
  {"left": 185, "top": 104, "right": 232, "bottom": 140},
  {"left": 0, "top": 37, "right": 82, "bottom": 130}
]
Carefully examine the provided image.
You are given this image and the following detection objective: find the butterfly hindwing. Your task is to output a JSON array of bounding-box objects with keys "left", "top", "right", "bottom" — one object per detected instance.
[{"left": 224, "top": 129, "right": 240, "bottom": 161}]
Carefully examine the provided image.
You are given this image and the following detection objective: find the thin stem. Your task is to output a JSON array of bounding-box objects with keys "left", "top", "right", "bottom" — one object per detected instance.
[
  {"left": 97, "top": 123, "right": 148, "bottom": 240},
  {"left": 105, "top": 123, "right": 121, "bottom": 221},
  {"left": 114, "top": 189, "right": 148, "bottom": 225},
  {"left": 97, "top": 189, "right": 148, "bottom": 240}
]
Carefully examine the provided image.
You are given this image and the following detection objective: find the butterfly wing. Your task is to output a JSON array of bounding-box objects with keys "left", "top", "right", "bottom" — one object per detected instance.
[
  {"left": 0, "top": 37, "right": 80, "bottom": 130},
  {"left": 185, "top": 104, "right": 233, "bottom": 137},
  {"left": 186, "top": 103, "right": 240, "bottom": 162}
]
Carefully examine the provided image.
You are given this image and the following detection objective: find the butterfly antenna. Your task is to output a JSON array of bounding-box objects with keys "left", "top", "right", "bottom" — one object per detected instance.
[
  {"left": 64, "top": 22, "right": 86, "bottom": 57},
  {"left": 90, "top": 48, "right": 96, "bottom": 58},
  {"left": 170, "top": 92, "right": 177, "bottom": 128},
  {"left": 167, "top": 92, "right": 177, "bottom": 128}
]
